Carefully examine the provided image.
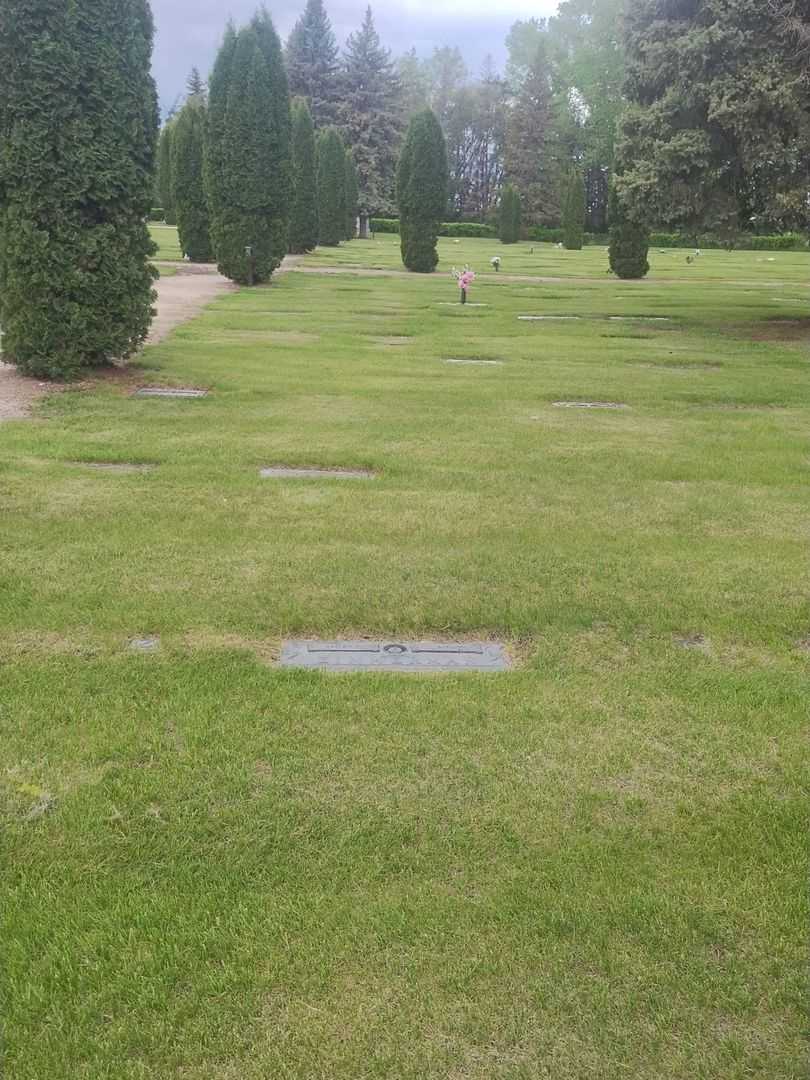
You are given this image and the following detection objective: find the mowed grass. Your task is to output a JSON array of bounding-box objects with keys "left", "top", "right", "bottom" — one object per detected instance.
[{"left": 2, "top": 240, "right": 808, "bottom": 1079}]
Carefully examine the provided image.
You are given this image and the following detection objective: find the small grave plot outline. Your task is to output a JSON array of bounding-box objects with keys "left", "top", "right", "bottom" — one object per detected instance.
[
  {"left": 133, "top": 387, "right": 209, "bottom": 398},
  {"left": 280, "top": 639, "right": 511, "bottom": 673},
  {"left": 260, "top": 466, "right": 376, "bottom": 480}
]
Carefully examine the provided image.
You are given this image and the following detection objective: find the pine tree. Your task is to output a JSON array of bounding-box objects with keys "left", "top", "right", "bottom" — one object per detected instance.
[
  {"left": 503, "top": 45, "right": 558, "bottom": 225},
  {"left": 158, "top": 123, "right": 177, "bottom": 224},
  {"left": 344, "top": 150, "right": 359, "bottom": 240},
  {"left": 316, "top": 126, "right": 346, "bottom": 245},
  {"left": 289, "top": 97, "right": 319, "bottom": 253},
  {"left": 339, "top": 6, "right": 403, "bottom": 215},
  {"left": 499, "top": 184, "right": 521, "bottom": 244},
  {"left": 562, "top": 167, "right": 585, "bottom": 249},
  {"left": 618, "top": 0, "right": 810, "bottom": 233},
  {"left": 608, "top": 186, "right": 649, "bottom": 280},
  {"left": 397, "top": 109, "right": 448, "bottom": 273},
  {"left": 285, "top": 0, "right": 341, "bottom": 128},
  {"left": 0, "top": 0, "right": 158, "bottom": 378},
  {"left": 186, "top": 66, "right": 206, "bottom": 99},
  {"left": 172, "top": 96, "right": 212, "bottom": 262},
  {"left": 205, "top": 11, "right": 292, "bottom": 284}
]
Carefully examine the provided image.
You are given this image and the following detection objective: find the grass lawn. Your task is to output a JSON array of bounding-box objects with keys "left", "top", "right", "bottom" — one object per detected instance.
[{"left": 2, "top": 238, "right": 808, "bottom": 1078}]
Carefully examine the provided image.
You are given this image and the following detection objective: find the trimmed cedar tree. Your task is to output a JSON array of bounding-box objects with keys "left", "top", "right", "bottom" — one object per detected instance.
[
  {"left": 172, "top": 96, "right": 213, "bottom": 261},
  {"left": 608, "top": 184, "right": 649, "bottom": 279},
  {"left": 499, "top": 183, "right": 521, "bottom": 243},
  {"left": 344, "top": 151, "right": 360, "bottom": 240},
  {"left": 289, "top": 97, "right": 319, "bottom": 253},
  {"left": 205, "top": 11, "right": 292, "bottom": 285},
  {"left": 562, "top": 167, "right": 585, "bottom": 250},
  {"left": 158, "top": 122, "right": 176, "bottom": 224},
  {"left": 397, "top": 109, "right": 448, "bottom": 273},
  {"left": 0, "top": 0, "right": 159, "bottom": 378},
  {"left": 316, "top": 127, "right": 347, "bottom": 246}
]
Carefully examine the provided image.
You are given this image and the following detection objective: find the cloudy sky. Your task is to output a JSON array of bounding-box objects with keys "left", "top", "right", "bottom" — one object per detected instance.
[{"left": 151, "top": 0, "right": 560, "bottom": 116}]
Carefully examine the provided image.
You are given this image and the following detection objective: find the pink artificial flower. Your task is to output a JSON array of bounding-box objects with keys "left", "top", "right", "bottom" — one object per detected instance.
[{"left": 458, "top": 270, "right": 475, "bottom": 291}]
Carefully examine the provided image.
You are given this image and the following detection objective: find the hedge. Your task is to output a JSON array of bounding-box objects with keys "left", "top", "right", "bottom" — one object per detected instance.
[
  {"left": 149, "top": 208, "right": 165, "bottom": 221},
  {"left": 369, "top": 221, "right": 808, "bottom": 251},
  {"left": 371, "top": 218, "right": 496, "bottom": 238},
  {"left": 650, "top": 232, "right": 807, "bottom": 251}
]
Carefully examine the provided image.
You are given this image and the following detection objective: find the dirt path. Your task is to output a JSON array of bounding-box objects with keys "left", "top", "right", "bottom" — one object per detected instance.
[{"left": 0, "top": 264, "right": 234, "bottom": 421}]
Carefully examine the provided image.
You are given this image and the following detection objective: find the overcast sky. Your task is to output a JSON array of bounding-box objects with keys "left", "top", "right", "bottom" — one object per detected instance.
[{"left": 151, "top": 0, "right": 560, "bottom": 116}]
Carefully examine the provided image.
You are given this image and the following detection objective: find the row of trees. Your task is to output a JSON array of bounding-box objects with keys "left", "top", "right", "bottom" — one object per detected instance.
[{"left": 157, "top": 15, "right": 361, "bottom": 285}]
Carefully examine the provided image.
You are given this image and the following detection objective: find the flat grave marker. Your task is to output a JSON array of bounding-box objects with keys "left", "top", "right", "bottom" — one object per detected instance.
[
  {"left": 444, "top": 358, "right": 503, "bottom": 366},
  {"left": 133, "top": 387, "right": 209, "bottom": 398},
  {"left": 70, "top": 461, "right": 155, "bottom": 473},
  {"left": 552, "top": 401, "right": 629, "bottom": 410},
  {"left": 280, "top": 639, "right": 510, "bottom": 673},
  {"left": 260, "top": 466, "right": 375, "bottom": 480},
  {"left": 128, "top": 636, "right": 161, "bottom": 652}
]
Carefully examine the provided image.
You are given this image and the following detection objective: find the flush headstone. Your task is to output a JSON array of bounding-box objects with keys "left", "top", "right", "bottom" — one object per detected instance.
[{"left": 280, "top": 640, "right": 510, "bottom": 672}]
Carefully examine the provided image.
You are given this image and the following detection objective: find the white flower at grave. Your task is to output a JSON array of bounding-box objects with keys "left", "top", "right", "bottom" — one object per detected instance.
[{"left": 490, "top": 256, "right": 501, "bottom": 268}]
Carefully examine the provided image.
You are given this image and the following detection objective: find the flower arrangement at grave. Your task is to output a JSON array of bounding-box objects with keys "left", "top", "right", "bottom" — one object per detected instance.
[
  {"left": 490, "top": 256, "right": 501, "bottom": 273},
  {"left": 451, "top": 265, "right": 476, "bottom": 304}
]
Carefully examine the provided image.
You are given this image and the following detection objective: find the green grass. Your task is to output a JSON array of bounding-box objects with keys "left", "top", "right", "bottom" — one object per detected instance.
[{"left": 2, "top": 239, "right": 808, "bottom": 1078}]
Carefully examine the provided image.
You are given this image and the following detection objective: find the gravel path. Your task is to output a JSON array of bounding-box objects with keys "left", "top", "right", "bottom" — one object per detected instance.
[{"left": 0, "top": 265, "right": 234, "bottom": 421}]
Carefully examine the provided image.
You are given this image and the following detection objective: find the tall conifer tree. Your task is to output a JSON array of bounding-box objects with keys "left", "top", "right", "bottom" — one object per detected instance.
[
  {"left": 397, "top": 109, "right": 448, "bottom": 273},
  {"left": 289, "top": 98, "right": 320, "bottom": 253},
  {"left": 504, "top": 45, "right": 557, "bottom": 226},
  {"left": 0, "top": 0, "right": 158, "bottom": 378},
  {"left": 617, "top": 0, "right": 810, "bottom": 233},
  {"left": 172, "top": 97, "right": 212, "bottom": 261},
  {"left": 205, "top": 10, "right": 292, "bottom": 284},
  {"left": 285, "top": 0, "right": 341, "bottom": 128},
  {"left": 316, "top": 127, "right": 346, "bottom": 246},
  {"left": 339, "top": 7, "right": 403, "bottom": 215}
]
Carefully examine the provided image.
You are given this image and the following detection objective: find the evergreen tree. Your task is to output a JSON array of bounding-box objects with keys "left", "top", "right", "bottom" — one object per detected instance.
[
  {"left": 316, "top": 126, "right": 346, "bottom": 245},
  {"left": 504, "top": 45, "right": 558, "bottom": 226},
  {"left": 617, "top": 0, "right": 810, "bottom": 233},
  {"left": 158, "top": 123, "right": 177, "bottom": 224},
  {"left": 186, "top": 66, "right": 206, "bottom": 99},
  {"left": 289, "top": 97, "right": 319, "bottom": 253},
  {"left": 0, "top": 0, "right": 158, "bottom": 378},
  {"left": 339, "top": 6, "right": 403, "bottom": 215},
  {"left": 397, "top": 109, "right": 448, "bottom": 273},
  {"left": 172, "top": 96, "right": 212, "bottom": 261},
  {"left": 499, "top": 184, "right": 521, "bottom": 243},
  {"left": 608, "top": 185, "right": 649, "bottom": 280},
  {"left": 562, "top": 167, "right": 585, "bottom": 249},
  {"left": 205, "top": 11, "right": 292, "bottom": 284},
  {"left": 285, "top": 0, "right": 341, "bottom": 128},
  {"left": 344, "top": 150, "right": 359, "bottom": 240}
]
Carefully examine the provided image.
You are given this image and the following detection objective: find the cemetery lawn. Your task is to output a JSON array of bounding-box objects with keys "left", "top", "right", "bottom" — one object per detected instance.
[{"left": 2, "top": 240, "right": 808, "bottom": 1079}]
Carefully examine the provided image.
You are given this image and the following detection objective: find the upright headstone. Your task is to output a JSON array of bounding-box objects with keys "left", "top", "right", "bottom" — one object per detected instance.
[{"left": 358, "top": 212, "right": 371, "bottom": 240}]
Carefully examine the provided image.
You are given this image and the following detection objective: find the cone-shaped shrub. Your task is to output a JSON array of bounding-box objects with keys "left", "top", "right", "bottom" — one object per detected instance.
[
  {"left": 205, "top": 11, "right": 292, "bottom": 284},
  {"left": 562, "top": 167, "right": 585, "bottom": 250},
  {"left": 172, "top": 97, "right": 212, "bottom": 261},
  {"left": 289, "top": 98, "right": 319, "bottom": 253},
  {"left": 608, "top": 187, "right": 650, "bottom": 279},
  {"left": 397, "top": 109, "right": 448, "bottom": 273},
  {"left": 0, "top": 0, "right": 158, "bottom": 378},
  {"left": 344, "top": 151, "right": 359, "bottom": 240},
  {"left": 499, "top": 184, "right": 521, "bottom": 244},
  {"left": 158, "top": 123, "right": 176, "bottom": 225},
  {"left": 316, "top": 127, "right": 347, "bottom": 246}
]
